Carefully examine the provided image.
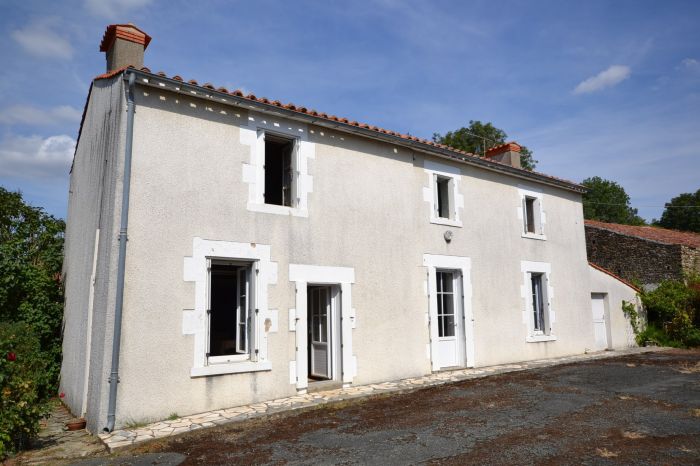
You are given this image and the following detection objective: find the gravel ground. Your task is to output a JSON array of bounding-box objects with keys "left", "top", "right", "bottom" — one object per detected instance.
[
  {"left": 95, "top": 349, "right": 700, "bottom": 465},
  {"left": 13, "top": 349, "right": 700, "bottom": 465}
]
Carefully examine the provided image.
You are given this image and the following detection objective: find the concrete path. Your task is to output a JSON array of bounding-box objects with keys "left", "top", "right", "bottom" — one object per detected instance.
[{"left": 99, "top": 347, "right": 663, "bottom": 451}]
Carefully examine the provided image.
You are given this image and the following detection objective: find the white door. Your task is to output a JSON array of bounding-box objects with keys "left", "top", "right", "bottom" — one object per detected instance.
[
  {"left": 591, "top": 293, "right": 608, "bottom": 350},
  {"left": 308, "top": 286, "right": 332, "bottom": 379},
  {"left": 434, "top": 271, "right": 465, "bottom": 369}
]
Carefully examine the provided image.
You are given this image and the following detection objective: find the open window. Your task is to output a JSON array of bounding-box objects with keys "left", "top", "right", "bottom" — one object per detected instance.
[
  {"left": 524, "top": 197, "right": 537, "bottom": 233},
  {"left": 435, "top": 176, "right": 452, "bottom": 219},
  {"left": 519, "top": 188, "right": 545, "bottom": 239},
  {"left": 207, "top": 260, "right": 254, "bottom": 363},
  {"left": 521, "top": 262, "right": 556, "bottom": 342},
  {"left": 530, "top": 272, "right": 547, "bottom": 334},
  {"left": 264, "top": 133, "right": 295, "bottom": 207}
]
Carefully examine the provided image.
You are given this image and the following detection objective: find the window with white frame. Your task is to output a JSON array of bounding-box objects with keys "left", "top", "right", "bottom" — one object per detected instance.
[
  {"left": 518, "top": 187, "right": 546, "bottom": 239},
  {"left": 264, "top": 133, "right": 296, "bottom": 207},
  {"left": 521, "top": 261, "right": 555, "bottom": 342},
  {"left": 207, "top": 259, "right": 255, "bottom": 363},
  {"left": 530, "top": 272, "right": 547, "bottom": 333},
  {"left": 435, "top": 176, "right": 452, "bottom": 219},
  {"left": 423, "top": 160, "right": 464, "bottom": 227},
  {"left": 240, "top": 113, "right": 314, "bottom": 218}
]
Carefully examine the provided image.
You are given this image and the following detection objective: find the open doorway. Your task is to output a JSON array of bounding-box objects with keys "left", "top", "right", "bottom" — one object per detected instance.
[{"left": 307, "top": 285, "right": 341, "bottom": 383}]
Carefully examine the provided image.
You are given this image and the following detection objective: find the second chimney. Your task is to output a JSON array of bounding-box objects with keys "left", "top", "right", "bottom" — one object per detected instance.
[
  {"left": 99, "top": 24, "right": 151, "bottom": 72},
  {"left": 485, "top": 142, "right": 522, "bottom": 169}
]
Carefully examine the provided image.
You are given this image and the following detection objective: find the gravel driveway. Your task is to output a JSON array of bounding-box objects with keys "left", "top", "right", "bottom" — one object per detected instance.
[{"left": 48, "top": 349, "right": 694, "bottom": 465}]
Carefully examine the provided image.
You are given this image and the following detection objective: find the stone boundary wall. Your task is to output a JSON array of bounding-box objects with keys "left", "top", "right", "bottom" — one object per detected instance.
[{"left": 585, "top": 225, "right": 684, "bottom": 286}]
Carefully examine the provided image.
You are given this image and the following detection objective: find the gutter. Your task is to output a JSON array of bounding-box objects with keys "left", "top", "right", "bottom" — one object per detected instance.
[
  {"left": 124, "top": 69, "right": 586, "bottom": 194},
  {"left": 105, "top": 71, "right": 136, "bottom": 432}
]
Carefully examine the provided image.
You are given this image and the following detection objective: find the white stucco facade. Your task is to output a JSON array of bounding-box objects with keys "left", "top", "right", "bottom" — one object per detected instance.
[{"left": 61, "top": 71, "right": 638, "bottom": 432}]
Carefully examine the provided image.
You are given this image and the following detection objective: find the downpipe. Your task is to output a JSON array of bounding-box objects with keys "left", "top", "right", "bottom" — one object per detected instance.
[{"left": 105, "top": 71, "right": 136, "bottom": 432}]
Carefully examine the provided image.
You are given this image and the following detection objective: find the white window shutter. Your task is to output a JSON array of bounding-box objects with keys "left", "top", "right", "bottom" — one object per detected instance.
[{"left": 433, "top": 174, "right": 439, "bottom": 217}]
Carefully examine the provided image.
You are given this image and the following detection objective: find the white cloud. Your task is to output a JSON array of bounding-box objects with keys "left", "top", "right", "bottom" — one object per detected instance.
[
  {"left": 11, "top": 19, "right": 74, "bottom": 60},
  {"left": 681, "top": 58, "right": 699, "bottom": 70},
  {"left": 0, "top": 134, "right": 75, "bottom": 179},
  {"left": 573, "top": 65, "right": 631, "bottom": 94},
  {"left": 84, "top": 0, "right": 153, "bottom": 18},
  {"left": 0, "top": 105, "right": 82, "bottom": 126}
]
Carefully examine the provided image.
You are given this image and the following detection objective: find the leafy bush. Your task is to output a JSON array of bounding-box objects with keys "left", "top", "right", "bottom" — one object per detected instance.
[
  {"left": 0, "top": 187, "right": 64, "bottom": 456},
  {"left": 0, "top": 322, "right": 51, "bottom": 457},
  {"left": 637, "top": 275, "right": 700, "bottom": 348}
]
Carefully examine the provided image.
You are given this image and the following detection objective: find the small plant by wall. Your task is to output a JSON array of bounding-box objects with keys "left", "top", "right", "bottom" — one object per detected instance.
[{"left": 633, "top": 275, "right": 700, "bottom": 348}]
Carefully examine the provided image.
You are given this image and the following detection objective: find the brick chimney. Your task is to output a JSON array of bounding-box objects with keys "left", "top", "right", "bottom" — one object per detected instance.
[
  {"left": 99, "top": 24, "right": 151, "bottom": 72},
  {"left": 485, "top": 142, "right": 521, "bottom": 169}
]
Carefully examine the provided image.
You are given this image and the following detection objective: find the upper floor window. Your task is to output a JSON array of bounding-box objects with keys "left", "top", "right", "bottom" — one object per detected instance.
[
  {"left": 423, "top": 160, "right": 464, "bottom": 227},
  {"left": 240, "top": 112, "right": 314, "bottom": 218},
  {"left": 264, "top": 133, "right": 295, "bottom": 207},
  {"left": 518, "top": 186, "right": 546, "bottom": 240},
  {"left": 435, "top": 176, "right": 453, "bottom": 219}
]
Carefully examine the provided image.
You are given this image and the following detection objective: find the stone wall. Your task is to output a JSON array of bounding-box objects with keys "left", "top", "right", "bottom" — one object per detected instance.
[
  {"left": 585, "top": 225, "right": 685, "bottom": 286},
  {"left": 681, "top": 246, "right": 700, "bottom": 276}
]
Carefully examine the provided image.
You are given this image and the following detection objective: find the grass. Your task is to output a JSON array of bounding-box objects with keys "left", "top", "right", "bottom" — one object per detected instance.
[{"left": 167, "top": 413, "right": 179, "bottom": 421}]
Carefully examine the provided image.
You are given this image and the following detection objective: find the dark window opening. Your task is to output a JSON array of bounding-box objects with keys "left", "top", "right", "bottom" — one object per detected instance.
[
  {"left": 209, "top": 263, "right": 249, "bottom": 357},
  {"left": 531, "top": 273, "right": 545, "bottom": 332},
  {"left": 436, "top": 177, "right": 451, "bottom": 219},
  {"left": 264, "top": 133, "right": 294, "bottom": 207},
  {"left": 525, "top": 197, "right": 536, "bottom": 233}
]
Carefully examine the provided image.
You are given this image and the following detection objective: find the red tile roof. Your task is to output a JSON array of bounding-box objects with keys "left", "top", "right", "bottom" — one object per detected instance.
[
  {"left": 91, "top": 66, "right": 584, "bottom": 191},
  {"left": 585, "top": 219, "right": 700, "bottom": 249},
  {"left": 588, "top": 262, "right": 641, "bottom": 292}
]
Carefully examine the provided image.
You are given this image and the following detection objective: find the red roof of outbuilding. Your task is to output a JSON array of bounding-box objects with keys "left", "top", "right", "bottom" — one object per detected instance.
[{"left": 585, "top": 219, "right": 700, "bottom": 249}]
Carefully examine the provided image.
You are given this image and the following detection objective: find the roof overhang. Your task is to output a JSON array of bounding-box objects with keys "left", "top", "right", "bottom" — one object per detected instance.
[{"left": 123, "top": 68, "right": 586, "bottom": 194}]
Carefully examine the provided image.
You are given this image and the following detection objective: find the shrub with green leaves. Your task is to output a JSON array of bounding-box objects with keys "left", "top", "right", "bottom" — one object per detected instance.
[
  {"left": 0, "top": 322, "right": 51, "bottom": 457},
  {"left": 636, "top": 275, "right": 700, "bottom": 348}
]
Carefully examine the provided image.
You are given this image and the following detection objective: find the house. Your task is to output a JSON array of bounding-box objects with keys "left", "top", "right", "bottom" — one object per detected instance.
[
  {"left": 585, "top": 219, "right": 700, "bottom": 287},
  {"left": 61, "top": 24, "right": 641, "bottom": 434}
]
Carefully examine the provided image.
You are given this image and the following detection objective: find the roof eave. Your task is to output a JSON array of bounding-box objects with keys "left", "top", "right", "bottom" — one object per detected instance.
[{"left": 124, "top": 69, "right": 586, "bottom": 194}]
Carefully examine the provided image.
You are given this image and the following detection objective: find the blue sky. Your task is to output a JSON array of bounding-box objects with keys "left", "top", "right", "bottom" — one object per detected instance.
[{"left": 1, "top": 0, "right": 698, "bottom": 221}]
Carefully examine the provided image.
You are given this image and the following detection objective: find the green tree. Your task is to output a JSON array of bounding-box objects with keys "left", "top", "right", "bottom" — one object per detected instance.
[
  {"left": 433, "top": 120, "right": 538, "bottom": 171},
  {"left": 581, "top": 176, "right": 646, "bottom": 225},
  {"left": 0, "top": 187, "right": 64, "bottom": 397},
  {"left": 655, "top": 189, "right": 700, "bottom": 233}
]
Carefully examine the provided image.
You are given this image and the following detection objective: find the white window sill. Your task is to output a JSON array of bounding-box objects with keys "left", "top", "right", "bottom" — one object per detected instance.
[
  {"left": 190, "top": 360, "right": 272, "bottom": 378},
  {"left": 430, "top": 217, "right": 463, "bottom": 228},
  {"left": 247, "top": 202, "right": 308, "bottom": 218},
  {"left": 526, "top": 335, "right": 557, "bottom": 343},
  {"left": 521, "top": 232, "right": 547, "bottom": 241}
]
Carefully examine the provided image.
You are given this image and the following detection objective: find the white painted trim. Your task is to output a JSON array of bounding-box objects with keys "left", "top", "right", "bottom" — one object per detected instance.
[
  {"left": 183, "top": 237, "right": 278, "bottom": 377},
  {"left": 191, "top": 361, "right": 272, "bottom": 378},
  {"left": 240, "top": 111, "right": 315, "bottom": 217},
  {"left": 289, "top": 263, "right": 356, "bottom": 389},
  {"left": 289, "top": 264, "right": 355, "bottom": 284},
  {"left": 517, "top": 185, "right": 547, "bottom": 240},
  {"left": 422, "top": 160, "right": 464, "bottom": 227},
  {"left": 423, "top": 254, "right": 474, "bottom": 370},
  {"left": 520, "top": 260, "right": 556, "bottom": 342},
  {"left": 81, "top": 228, "right": 100, "bottom": 417}
]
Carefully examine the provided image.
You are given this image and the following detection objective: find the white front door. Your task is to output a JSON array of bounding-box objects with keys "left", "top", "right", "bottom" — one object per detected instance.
[
  {"left": 308, "top": 286, "right": 332, "bottom": 379},
  {"left": 591, "top": 293, "right": 609, "bottom": 350},
  {"left": 434, "top": 270, "right": 465, "bottom": 369}
]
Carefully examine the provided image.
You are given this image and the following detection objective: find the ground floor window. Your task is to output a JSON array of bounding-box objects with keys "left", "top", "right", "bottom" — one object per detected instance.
[
  {"left": 208, "top": 260, "right": 253, "bottom": 361},
  {"left": 531, "top": 272, "right": 546, "bottom": 333}
]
